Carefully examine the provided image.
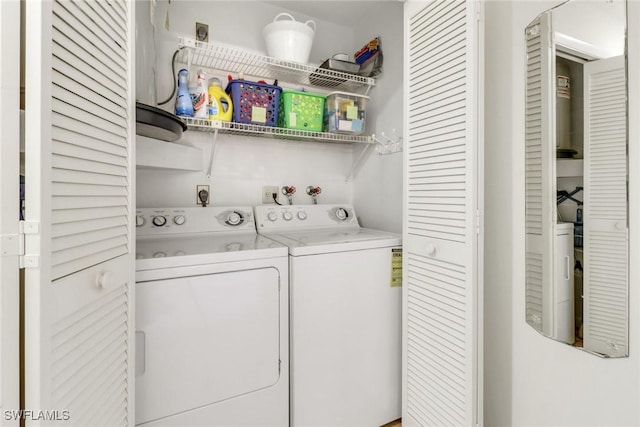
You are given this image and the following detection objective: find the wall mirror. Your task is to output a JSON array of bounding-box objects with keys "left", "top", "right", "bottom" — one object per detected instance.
[{"left": 524, "top": 0, "right": 628, "bottom": 357}]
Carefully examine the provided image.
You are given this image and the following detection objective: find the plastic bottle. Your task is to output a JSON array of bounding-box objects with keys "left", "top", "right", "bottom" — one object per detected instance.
[
  {"left": 208, "top": 78, "right": 233, "bottom": 122},
  {"left": 192, "top": 69, "right": 209, "bottom": 118},
  {"left": 175, "top": 69, "right": 194, "bottom": 116}
]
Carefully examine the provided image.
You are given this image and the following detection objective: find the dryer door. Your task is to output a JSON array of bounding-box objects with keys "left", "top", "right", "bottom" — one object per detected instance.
[{"left": 135, "top": 267, "right": 282, "bottom": 424}]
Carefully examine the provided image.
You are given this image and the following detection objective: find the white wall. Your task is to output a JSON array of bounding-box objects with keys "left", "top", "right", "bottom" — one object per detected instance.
[
  {"left": 352, "top": 3, "right": 404, "bottom": 233},
  {"left": 485, "top": 1, "right": 640, "bottom": 425},
  {"left": 484, "top": 1, "right": 517, "bottom": 425},
  {"left": 137, "top": 0, "right": 403, "bottom": 228}
]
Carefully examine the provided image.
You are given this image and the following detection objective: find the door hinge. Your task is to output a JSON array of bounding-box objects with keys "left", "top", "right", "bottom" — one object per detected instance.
[
  {"left": 19, "top": 220, "right": 40, "bottom": 268},
  {"left": 475, "top": 209, "right": 482, "bottom": 235},
  {"left": 278, "top": 359, "right": 282, "bottom": 374}
]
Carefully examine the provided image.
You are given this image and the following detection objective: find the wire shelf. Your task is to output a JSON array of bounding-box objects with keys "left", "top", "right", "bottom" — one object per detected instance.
[
  {"left": 177, "top": 37, "right": 375, "bottom": 93},
  {"left": 182, "top": 117, "right": 374, "bottom": 145}
]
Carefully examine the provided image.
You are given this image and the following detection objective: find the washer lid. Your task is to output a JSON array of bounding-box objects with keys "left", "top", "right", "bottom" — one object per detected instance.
[
  {"left": 265, "top": 227, "right": 401, "bottom": 256},
  {"left": 135, "top": 232, "right": 287, "bottom": 271}
]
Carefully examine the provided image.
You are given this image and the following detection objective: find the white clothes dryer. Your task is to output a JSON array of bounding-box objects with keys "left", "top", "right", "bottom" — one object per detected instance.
[
  {"left": 135, "top": 207, "right": 288, "bottom": 427},
  {"left": 254, "top": 204, "right": 402, "bottom": 427}
]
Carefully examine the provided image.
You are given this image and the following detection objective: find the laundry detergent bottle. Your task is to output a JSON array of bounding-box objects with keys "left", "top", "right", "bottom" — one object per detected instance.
[
  {"left": 175, "top": 68, "right": 194, "bottom": 116},
  {"left": 208, "top": 78, "right": 233, "bottom": 121}
]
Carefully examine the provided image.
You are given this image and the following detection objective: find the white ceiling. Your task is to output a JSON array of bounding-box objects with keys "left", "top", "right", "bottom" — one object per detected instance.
[{"left": 264, "top": 1, "right": 400, "bottom": 27}]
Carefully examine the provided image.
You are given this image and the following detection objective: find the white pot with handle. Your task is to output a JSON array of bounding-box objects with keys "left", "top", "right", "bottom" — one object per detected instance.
[{"left": 263, "top": 13, "right": 316, "bottom": 64}]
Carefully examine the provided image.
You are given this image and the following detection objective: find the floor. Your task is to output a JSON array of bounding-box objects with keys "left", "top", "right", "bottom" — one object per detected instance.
[{"left": 382, "top": 419, "right": 402, "bottom": 427}]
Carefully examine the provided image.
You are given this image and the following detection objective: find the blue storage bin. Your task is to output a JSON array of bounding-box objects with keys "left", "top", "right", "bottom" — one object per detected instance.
[{"left": 225, "top": 79, "right": 282, "bottom": 127}]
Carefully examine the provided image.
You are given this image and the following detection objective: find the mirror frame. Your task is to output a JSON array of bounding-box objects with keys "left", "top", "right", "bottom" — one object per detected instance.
[{"left": 524, "top": 0, "right": 629, "bottom": 358}]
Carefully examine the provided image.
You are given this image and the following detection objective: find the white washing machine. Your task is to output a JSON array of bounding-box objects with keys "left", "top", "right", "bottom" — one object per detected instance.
[
  {"left": 135, "top": 207, "right": 289, "bottom": 427},
  {"left": 254, "top": 204, "right": 402, "bottom": 427}
]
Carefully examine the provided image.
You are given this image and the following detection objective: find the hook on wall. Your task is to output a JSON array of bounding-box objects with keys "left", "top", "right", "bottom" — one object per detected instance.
[{"left": 373, "top": 129, "right": 403, "bottom": 155}]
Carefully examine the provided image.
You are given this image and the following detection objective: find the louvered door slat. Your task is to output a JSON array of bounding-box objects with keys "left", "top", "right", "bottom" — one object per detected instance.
[
  {"left": 411, "top": 52, "right": 466, "bottom": 87},
  {"left": 52, "top": 154, "right": 127, "bottom": 177},
  {"left": 106, "top": 0, "right": 127, "bottom": 21},
  {"left": 53, "top": 321, "right": 127, "bottom": 393},
  {"left": 52, "top": 42, "right": 126, "bottom": 97},
  {"left": 68, "top": 0, "right": 127, "bottom": 49},
  {"left": 52, "top": 196, "right": 128, "bottom": 211},
  {"left": 53, "top": 72, "right": 127, "bottom": 119},
  {"left": 75, "top": 0, "right": 127, "bottom": 46},
  {"left": 53, "top": 141, "right": 128, "bottom": 167},
  {"left": 53, "top": 87, "right": 127, "bottom": 129},
  {"left": 412, "top": 90, "right": 466, "bottom": 116},
  {"left": 53, "top": 100, "right": 128, "bottom": 139},
  {"left": 93, "top": 1, "right": 127, "bottom": 34},
  {"left": 53, "top": 170, "right": 128, "bottom": 189},
  {"left": 53, "top": 216, "right": 127, "bottom": 240},
  {"left": 53, "top": 244, "right": 128, "bottom": 281},
  {"left": 404, "top": 1, "right": 480, "bottom": 425},
  {"left": 53, "top": 206, "right": 128, "bottom": 224},
  {"left": 410, "top": 3, "right": 465, "bottom": 54},
  {"left": 52, "top": 28, "right": 127, "bottom": 91},
  {"left": 53, "top": 127, "right": 128, "bottom": 158},
  {"left": 52, "top": 183, "right": 128, "bottom": 198},
  {"left": 411, "top": 66, "right": 466, "bottom": 98},
  {"left": 52, "top": 58, "right": 127, "bottom": 113},
  {"left": 54, "top": 113, "right": 127, "bottom": 149},
  {"left": 53, "top": 1, "right": 127, "bottom": 65},
  {"left": 583, "top": 55, "right": 628, "bottom": 357}
]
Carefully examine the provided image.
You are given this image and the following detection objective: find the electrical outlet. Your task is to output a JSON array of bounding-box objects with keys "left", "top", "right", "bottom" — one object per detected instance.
[
  {"left": 262, "top": 186, "right": 279, "bottom": 204},
  {"left": 196, "top": 185, "right": 210, "bottom": 206},
  {"left": 195, "top": 22, "right": 209, "bottom": 42}
]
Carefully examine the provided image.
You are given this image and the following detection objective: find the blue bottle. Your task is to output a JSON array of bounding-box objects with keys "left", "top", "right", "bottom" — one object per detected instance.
[{"left": 175, "top": 69, "right": 194, "bottom": 116}]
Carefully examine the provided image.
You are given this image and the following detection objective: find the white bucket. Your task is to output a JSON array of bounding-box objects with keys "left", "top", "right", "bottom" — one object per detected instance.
[{"left": 263, "top": 13, "right": 316, "bottom": 64}]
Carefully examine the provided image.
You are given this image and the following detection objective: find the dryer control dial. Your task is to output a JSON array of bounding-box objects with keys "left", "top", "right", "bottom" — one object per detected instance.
[
  {"left": 152, "top": 216, "right": 167, "bottom": 227},
  {"left": 227, "top": 212, "right": 243, "bottom": 226},
  {"left": 283, "top": 212, "right": 293, "bottom": 221},
  {"left": 173, "top": 215, "right": 186, "bottom": 226},
  {"left": 297, "top": 211, "right": 307, "bottom": 220},
  {"left": 335, "top": 208, "right": 349, "bottom": 221},
  {"left": 267, "top": 212, "right": 278, "bottom": 222},
  {"left": 136, "top": 215, "right": 146, "bottom": 227}
]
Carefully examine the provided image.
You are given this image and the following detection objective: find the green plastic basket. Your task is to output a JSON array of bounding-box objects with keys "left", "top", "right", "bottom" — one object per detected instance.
[{"left": 278, "top": 90, "right": 325, "bottom": 131}]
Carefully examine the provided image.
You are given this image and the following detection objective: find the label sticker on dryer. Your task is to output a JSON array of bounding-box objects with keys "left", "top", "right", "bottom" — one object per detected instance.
[{"left": 390, "top": 248, "right": 402, "bottom": 287}]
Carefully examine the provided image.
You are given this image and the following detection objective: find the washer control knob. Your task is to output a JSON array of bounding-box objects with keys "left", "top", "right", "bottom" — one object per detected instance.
[
  {"left": 267, "top": 212, "right": 278, "bottom": 222},
  {"left": 173, "top": 215, "right": 186, "bottom": 226},
  {"left": 136, "top": 216, "right": 146, "bottom": 227},
  {"left": 297, "top": 211, "right": 307, "bottom": 220},
  {"left": 227, "top": 212, "right": 242, "bottom": 226},
  {"left": 152, "top": 216, "right": 167, "bottom": 227},
  {"left": 335, "top": 208, "right": 349, "bottom": 221},
  {"left": 283, "top": 212, "right": 293, "bottom": 221}
]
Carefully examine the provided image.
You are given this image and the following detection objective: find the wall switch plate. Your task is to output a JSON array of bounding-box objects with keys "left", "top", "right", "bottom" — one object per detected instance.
[
  {"left": 262, "top": 186, "right": 279, "bottom": 204},
  {"left": 197, "top": 185, "right": 210, "bottom": 206}
]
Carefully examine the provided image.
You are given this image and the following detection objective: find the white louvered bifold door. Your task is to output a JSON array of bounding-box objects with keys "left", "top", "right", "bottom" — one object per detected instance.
[
  {"left": 583, "top": 55, "right": 628, "bottom": 358},
  {"left": 24, "top": 1, "right": 135, "bottom": 425},
  {"left": 402, "top": 1, "right": 482, "bottom": 426},
  {"left": 0, "top": 1, "right": 22, "bottom": 424},
  {"left": 524, "top": 13, "right": 556, "bottom": 337}
]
